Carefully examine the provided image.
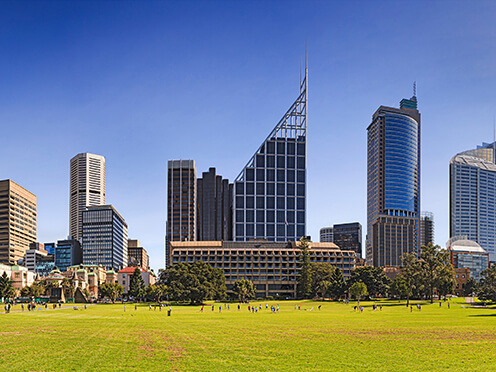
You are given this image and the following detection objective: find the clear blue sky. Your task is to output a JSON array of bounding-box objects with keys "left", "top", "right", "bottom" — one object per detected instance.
[{"left": 2, "top": 1, "right": 496, "bottom": 271}]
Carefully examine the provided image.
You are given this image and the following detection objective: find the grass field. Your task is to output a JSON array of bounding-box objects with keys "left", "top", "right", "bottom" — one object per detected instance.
[{"left": 1, "top": 298, "right": 495, "bottom": 371}]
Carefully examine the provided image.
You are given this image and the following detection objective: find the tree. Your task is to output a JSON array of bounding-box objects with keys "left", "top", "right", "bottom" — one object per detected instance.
[
  {"left": 401, "top": 252, "right": 425, "bottom": 300},
  {"left": 390, "top": 275, "right": 412, "bottom": 300},
  {"left": 310, "top": 263, "right": 336, "bottom": 298},
  {"left": 315, "top": 280, "right": 332, "bottom": 299},
  {"left": 129, "top": 267, "right": 146, "bottom": 301},
  {"left": 100, "top": 282, "right": 124, "bottom": 303},
  {"left": 232, "top": 279, "right": 256, "bottom": 302},
  {"left": 296, "top": 237, "right": 312, "bottom": 299},
  {"left": 328, "top": 268, "right": 346, "bottom": 300},
  {"left": 349, "top": 281, "right": 368, "bottom": 307},
  {"left": 478, "top": 266, "right": 496, "bottom": 303},
  {"left": 61, "top": 278, "right": 76, "bottom": 299},
  {"left": 465, "top": 278, "right": 478, "bottom": 297},
  {"left": 146, "top": 284, "right": 168, "bottom": 303},
  {"left": 348, "top": 266, "right": 390, "bottom": 298},
  {"left": 420, "top": 243, "right": 454, "bottom": 303},
  {"left": 164, "top": 261, "right": 226, "bottom": 304},
  {"left": 0, "top": 272, "right": 15, "bottom": 299}
]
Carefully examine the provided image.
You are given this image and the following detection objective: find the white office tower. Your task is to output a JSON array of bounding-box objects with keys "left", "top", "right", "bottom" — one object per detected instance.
[{"left": 69, "top": 153, "right": 106, "bottom": 240}]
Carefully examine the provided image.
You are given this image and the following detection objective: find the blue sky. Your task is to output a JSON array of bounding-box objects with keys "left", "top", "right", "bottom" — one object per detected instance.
[{"left": 2, "top": 1, "right": 496, "bottom": 271}]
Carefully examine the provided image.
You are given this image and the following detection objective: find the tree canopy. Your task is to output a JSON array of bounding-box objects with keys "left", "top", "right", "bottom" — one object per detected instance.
[
  {"left": 478, "top": 266, "right": 496, "bottom": 303},
  {"left": 129, "top": 267, "right": 146, "bottom": 300},
  {"left": 296, "top": 237, "right": 312, "bottom": 299},
  {"left": 161, "top": 261, "right": 226, "bottom": 304},
  {"left": 349, "top": 281, "right": 368, "bottom": 306},
  {"left": 100, "top": 282, "right": 124, "bottom": 303},
  {"left": 0, "top": 272, "right": 15, "bottom": 299},
  {"left": 347, "top": 266, "right": 390, "bottom": 298},
  {"left": 232, "top": 279, "right": 256, "bottom": 302}
]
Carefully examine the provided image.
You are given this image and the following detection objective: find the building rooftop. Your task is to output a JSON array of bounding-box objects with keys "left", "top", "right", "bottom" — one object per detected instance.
[
  {"left": 118, "top": 267, "right": 146, "bottom": 274},
  {"left": 450, "top": 154, "right": 496, "bottom": 172},
  {"left": 449, "top": 239, "right": 487, "bottom": 254}
]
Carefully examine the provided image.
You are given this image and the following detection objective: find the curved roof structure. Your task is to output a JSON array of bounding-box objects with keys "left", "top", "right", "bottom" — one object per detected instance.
[
  {"left": 450, "top": 239, "right": 486, "bottom": 253},
  {"left": 450, "top": 154, "right": 496, "bottom": 172}
]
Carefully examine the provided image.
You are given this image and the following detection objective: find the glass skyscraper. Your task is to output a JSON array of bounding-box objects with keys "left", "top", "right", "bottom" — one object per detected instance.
[
  {"left": 366, "top": 94, "right": 420, "bottom": 267},
  {"left": 233, "top": 69, "right": 307, "bottom": 242},
  {"left": 450, "top": 142, "right": 496, "bottom": 262}
]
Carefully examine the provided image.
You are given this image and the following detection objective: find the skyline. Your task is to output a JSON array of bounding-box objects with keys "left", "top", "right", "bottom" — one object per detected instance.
[{"left": 2, "top": 1, "right": 496, "bottom": 271}]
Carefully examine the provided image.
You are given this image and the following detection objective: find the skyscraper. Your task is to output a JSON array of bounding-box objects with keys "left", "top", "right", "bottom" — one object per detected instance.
[
  {"left": 450, "top": 142, "right": 496, "bottom": 262},
  {"left": 197, "top": 167, "right": 233, "bottom": 241},
  {"left": 233, "top": 68, "right": 307, "bottom": 242},
  {"left": 165, "top": 160, "right": 197, "bottom": 267},
  {"left": 69, "top": 153, "right": 106, "bottom": 240},
  {"left": 82, "top": 205, "right": 128, "bottom": 271},
  {"left": 319, "top": 227, "right": 333, "bottom": 243},
  {"left": 366, "top": 92, "right": 420, "bottom": 267},
  {"left": 333, "top": 222, "right": 362, "bottom": 259},
  {"left": 419, "top": 211, "right": 435, "bottom": 247},
  {"left": 0, "top": 179, "right": 37, "bottom": 264}
]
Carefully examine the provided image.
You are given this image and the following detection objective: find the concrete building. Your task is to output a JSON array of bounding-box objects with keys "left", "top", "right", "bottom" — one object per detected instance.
[
  {"left": 233, "top": 69, "right": 307, "bottom": 243},
  {"left": 128, "top": 239, "right": 149, "bottom": 270},
  {"left": 0, "top": 179, "right": 37, "bottom": 265},
  {"left": 117, "top": 266, "right": 156, "bottom": 295},
  {"left": 447, "top": 237, "right": 490, "bottom": 282},
  {"left": 453, "top": 267, "right": 470, "bottom": 297},
  {"left": 166, "top": 160, "right": 197, "bottom": 267},
  {"left": 319, "top": 227, "right": 333, "bottom": 243},
  {"left": 419, "top": 211, "right": 435, "bottom": 247},
  {"left": 333, "top": 222, "right": 362, "bottom": 259},
  {"left": 450, "top": 142, "right": 496, "bottom": 262},
  {"left": 26, "top": 243, "right": 55, "bottom": 276},
  {"left": 170, "top": 240, "right": 356, "bottom": 299},
  {"left": 69, "top": 153, "right": 106, "bottom": 240},
  {"left": 82, "top": 205, "right": 128, "bottom": 271},
  {"left": 366, "top": 92, "right": 420, "bottom": 267},
  {"left": 197, "top": 167, "right": 233, "bottom": 242}
]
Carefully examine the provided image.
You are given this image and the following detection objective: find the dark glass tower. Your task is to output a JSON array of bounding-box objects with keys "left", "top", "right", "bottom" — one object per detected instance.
[
  {"left": 233, "top": 69, "right": 307, "bottom": 242},
  {"left": 333, "top": 222, "right": 362, "bottom": 259},
  {"left": 366, "top": 93, "right": 420, "bottom": 267},
  {"left": 197, "top": 167, "right": 233, "bottom": 241}
]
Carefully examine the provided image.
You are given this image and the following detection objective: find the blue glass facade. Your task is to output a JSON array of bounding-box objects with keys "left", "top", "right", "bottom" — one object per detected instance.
[
  {"left": 384, "top": 113, "right": 418, "bottom": 212},
  {"left": 366, "top": 96, "right": 420, "bottom": 267}
]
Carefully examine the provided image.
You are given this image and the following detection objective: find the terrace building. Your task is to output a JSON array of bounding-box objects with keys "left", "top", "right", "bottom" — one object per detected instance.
[{"left": 170, "top": 240, "right": 356, "bottom": 299}]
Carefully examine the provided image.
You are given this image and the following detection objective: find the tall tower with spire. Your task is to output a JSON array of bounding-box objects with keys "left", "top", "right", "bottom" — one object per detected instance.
[
  {"left": 233, "top": 68, "right": 307, "bottom": 242},
  {"left": 366, "top": 89, "right": 421, "bottom": 266}
]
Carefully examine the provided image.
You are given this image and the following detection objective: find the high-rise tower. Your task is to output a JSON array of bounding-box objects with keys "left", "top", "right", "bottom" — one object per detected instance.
[
  {"left": 366, "top": 92, "right": 420, "bottom": 267},
  {"left": 197, "top": 167, "right": 233, "bottom": 241},
  {"left": 233, "top": 68, "right": 307, "bottom": 242},
  {"left": 165, "top": 160, "right": 197, "bottom": 267},
  {"left": 69, "top": 153, "right": 106, "bottom": 240},
  {"left": 0, "top": 180, "right": 37, "bottom": 264},
  {"left": 450, "top": 142, "right": 496, "bottom": 262}
]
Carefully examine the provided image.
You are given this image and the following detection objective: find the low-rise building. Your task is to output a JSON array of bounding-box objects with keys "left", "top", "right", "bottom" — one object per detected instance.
[
  {"left": 117, "top": 266, "right": 156, "bottom": 294},
  {"left": 447, "top": 238, "right": 490, "bottom": 282},
  {"left": 0, "top": 263, "right": 36, "bottom": 294},
  {"left": 170, "top": 240, "right": 356, "bottom": 299},
  {"left": 454, "top": 267, "right": 470, "bottom": 297}
]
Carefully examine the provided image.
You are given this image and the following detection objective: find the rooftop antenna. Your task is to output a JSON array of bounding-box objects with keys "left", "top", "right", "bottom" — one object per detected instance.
[
  {"left": 413, "top": 81, "right": 417, "bottom": 97},
  {"left": 493, "top": 115, "right": 495, "bottom": 164}
]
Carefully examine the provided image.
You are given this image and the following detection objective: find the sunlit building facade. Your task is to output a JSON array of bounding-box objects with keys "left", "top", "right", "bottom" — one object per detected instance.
[
  {"left": 366, "top": 93, "right": 420, "bottom": 267},
  {"left": 233, "top": 69, "right": 307, "bottom": 242}
]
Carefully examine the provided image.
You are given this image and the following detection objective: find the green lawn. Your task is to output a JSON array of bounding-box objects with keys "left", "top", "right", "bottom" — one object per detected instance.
[{"left": 1, "top": 299, "right": 495, "bottom": 371}]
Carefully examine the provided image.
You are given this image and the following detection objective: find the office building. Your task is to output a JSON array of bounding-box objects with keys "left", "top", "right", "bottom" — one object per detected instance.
[
  {"left": 82, "top": 205, "right": 128, "bottom": 271},
  {"left": 69, "top": 153, "right": 106, "bottom": 240},
  {"left": 165, "top": 160, "right": 197, "bottom": 267},
  {"left": 320, "top": 227, "right": 333, "bottom": 243},
  {"left": 366, "top": 92, "right": 421, "bottom": 267},
  {"left": 447, "top": 237, "right": 490, "bottom": 282},
  {"left": 233, "top": 69, "right": 307, "bottom": 242},
  {"left": 26, "top": 243, "right": 55, "bottom": 276},
  {"left": 55, "top": 237, "right": 83, "bottom": 272},
  {"left": 0, "top": 180, "right": 37, "bottom": 265},
  {"left": 128, "top": 239, "right": 149, "bottom": 270},
  {"left": 450, "top": 142, "right": 496, "bottom": 262},
  {"left": 170, "top": 240, "right": 356, "bottom": 299},
  {"left": 197, "top": 167, "right": 233, "bottom": 241},
  {"left": 419, "top": 211, "right": 435, "bottom": 247},
  {"left": 333, "top": 222, "right": 362, "bottom": 259}
]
